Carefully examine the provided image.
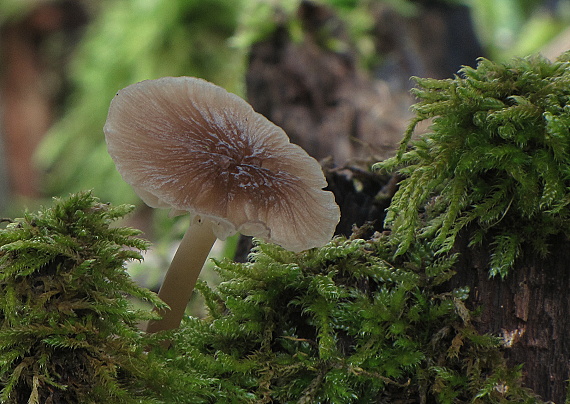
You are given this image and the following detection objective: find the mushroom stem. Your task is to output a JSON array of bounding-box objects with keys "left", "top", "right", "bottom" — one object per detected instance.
[{"left": 145, "top": 219, "right": 217, "bottom": 333}]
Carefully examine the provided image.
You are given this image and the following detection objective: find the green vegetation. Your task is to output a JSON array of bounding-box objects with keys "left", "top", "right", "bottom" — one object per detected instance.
[
  {"left": 471, "top": 0, "right": 570, "bottom": 60},
  {"left": 0, "top": 192, "right": 183, "bottom": 403},
  {"left": 170, "top": 235, "right": 540, "bottom": 403},
  {"left": 378, "top": 53, "right": 570, "bottom": 277},
  {"left": 3, "top": 1, "right": 570, "bottom": 400},
  {"left": 0, "top": 193, "right": 541, "bottom": 402}
]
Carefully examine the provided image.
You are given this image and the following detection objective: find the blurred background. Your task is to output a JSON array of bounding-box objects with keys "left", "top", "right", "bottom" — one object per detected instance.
[{"left": 1, "top": 0, "right": 569, "bottom": 307}]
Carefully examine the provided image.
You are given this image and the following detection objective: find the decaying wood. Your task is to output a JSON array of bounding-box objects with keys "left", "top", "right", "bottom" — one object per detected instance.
[
  {"left": 246, "top": 2, "right": 411, "bottom": 165},
  {"left": 448, "top": 230, "right": 570, "bottom": 403}
]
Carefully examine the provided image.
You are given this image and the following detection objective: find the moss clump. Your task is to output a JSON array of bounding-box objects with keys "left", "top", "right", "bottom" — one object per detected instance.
[
  {"left": 167, "top": 235, "right": 541, "bottom": 403},
  {"left": 377, "top": 53, "right": 570, "bottom": 277},
  {"left": 0, "top": 192, "right": 543, "bottom": 402},
  {"left": 0, "top": 192, "right": 192, "bottom": 403}
]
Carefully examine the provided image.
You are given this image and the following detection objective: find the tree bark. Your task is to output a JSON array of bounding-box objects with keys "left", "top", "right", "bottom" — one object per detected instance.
[{"left": 447, "top": 230, "right": 570, "bottom": 403}]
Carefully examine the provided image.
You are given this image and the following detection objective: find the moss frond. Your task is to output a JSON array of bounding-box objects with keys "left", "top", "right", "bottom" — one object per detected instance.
[
  {"left": 166, "top": 237, "right": 542, "bottom": 402},
  {"left": 0, "top": 192, "right": 186, "bottom": 403},
  {"left": 376, "top": 53, "right": 570, "bottom": 276},
  {"left": 0, "top": 192, "right": 542, "bottom": 401}
]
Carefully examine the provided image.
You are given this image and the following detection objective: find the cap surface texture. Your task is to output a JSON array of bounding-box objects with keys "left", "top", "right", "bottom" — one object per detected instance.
[{"left": 104, "top": 77, "right": 340, "bottom": 252}]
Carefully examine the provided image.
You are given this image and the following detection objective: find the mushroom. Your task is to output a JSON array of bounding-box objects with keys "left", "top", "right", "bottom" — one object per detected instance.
[{"left": 104, "top": 77, "right": 340, "bottom": 333}]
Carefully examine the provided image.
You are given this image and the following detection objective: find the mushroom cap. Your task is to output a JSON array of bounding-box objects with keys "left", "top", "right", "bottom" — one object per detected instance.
[{"left": 104, "top": 77, "right": 340, "bottom": 252}]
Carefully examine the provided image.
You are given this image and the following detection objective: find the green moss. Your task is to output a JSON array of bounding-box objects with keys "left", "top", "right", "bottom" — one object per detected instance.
[
  {"left": 0, "top": 192, "right": 543, "bottom": 402},
  {"left": 376, "top": 53, "right": 570, "bottom": 277},
  {"left": 167, "top": 236, "right": 541, "bottom": 403},
  {"left": 0, "top": 192, "right": 194, "bottom": 403}
]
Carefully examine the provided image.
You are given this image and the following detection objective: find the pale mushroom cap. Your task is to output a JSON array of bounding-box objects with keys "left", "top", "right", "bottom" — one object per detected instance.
[{"left": 104, "top": 77, "right": 340, "bottom": 252}]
